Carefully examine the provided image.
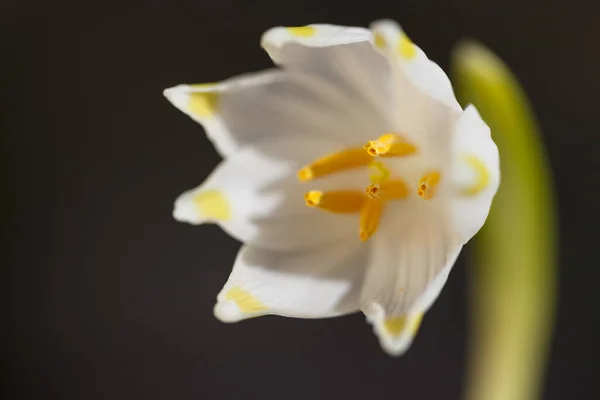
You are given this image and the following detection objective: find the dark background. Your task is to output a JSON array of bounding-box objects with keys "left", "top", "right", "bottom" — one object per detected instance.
[{"left": 3, "top": 0, "right": 599, "bottom": 399}]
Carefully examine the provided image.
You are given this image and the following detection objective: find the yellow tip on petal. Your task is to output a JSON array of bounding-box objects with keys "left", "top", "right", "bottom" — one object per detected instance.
[
  {"left": 384, "top": 316, "right": 407, "bottom": 336},
  {"left": 192, "top": 190, "right": 231, "bottom": 221},
  {"left": 224, "top": 287, "right": 267, "bottom": 313},
  {"left": 188, "top": 91, "right": 219, "bottom": 118},
  {"left": 384, "top": 313, "right": 424, "bottom": 337},
  {"left": 374, "top": 32, "right": 386, "bottom": 49},
  {"left": 459, "top": 154, "right": 491, "bottom": 196},
  {"left": 398, "top": 33, "right": 417, "bottom": 60},
  {"left": 286, "top": 26, "right": 316, "bottom": 37}
]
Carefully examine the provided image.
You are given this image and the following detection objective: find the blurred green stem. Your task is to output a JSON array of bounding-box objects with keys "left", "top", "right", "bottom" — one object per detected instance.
[{"left": 451, "top": 42, "right": 557, "bottom": 400}]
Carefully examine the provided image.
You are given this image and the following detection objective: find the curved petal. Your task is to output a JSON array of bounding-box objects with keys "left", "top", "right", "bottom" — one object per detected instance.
[
  {"left": 164, "top": 68, "right": 379, "bottom": 156},
  {"left": 262, "top": 24, "right": 397, "bottom": 135},
  {"left": 214, "top": 240, "right": 369, "bottom": 322},
  {"left": 359, "top": 209, "right": 463, "bottom": 355},
  {"left": 173, "top": 136, "right": 370, "bottom": 250},
  {"left": 451, "top": 105, "right": 501, "bottom": 243},
  {"left": 369, "top": 19, "right": 462, "bottom": 112},
  {"left": 261, "top": 24, "right": 372, "bottom": 64},
  {"left": 263, "top": 22, "right": 463, "bottom": 157},
  {"left": 363, "top": 247, "right": 461, "bottom": 355}
]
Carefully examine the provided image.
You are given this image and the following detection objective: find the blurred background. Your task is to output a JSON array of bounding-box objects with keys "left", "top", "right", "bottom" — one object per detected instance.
[{"left": 2, "top": 0, "right": 599, "bottom": 399}]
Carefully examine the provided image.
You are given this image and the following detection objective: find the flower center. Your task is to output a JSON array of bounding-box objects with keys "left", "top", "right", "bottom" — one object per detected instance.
[{"left": 299, "top": 133, "right": 442, "bottom": 241}]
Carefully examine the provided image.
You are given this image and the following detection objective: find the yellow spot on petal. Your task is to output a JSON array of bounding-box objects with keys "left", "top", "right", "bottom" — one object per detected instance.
[
  {"left": 417, "top": 171, "right": 441, "bottom": 200},
  {"left": 383, "top": 313, "right": 424, "bottom": 337},
  {"left": 398, "top": 33, "right": 417, "bottom": 60},
  {"left": 374, "top": 32, "right": 386, "bottom": 49},
  {"left": 225, "top": 287, "right": 267, "bottom": 313},
  {"left": 364, "top": 133, "right": 417, "bottom": 158},
  {"left": 459, "top": 154, "right": 491, "bottom": 196},
  {"left": 188, "top": 90, "right": 219, "bottom": 118},
  {"left": 193, "top": 190, "right": 231, "bottom": 221},
  {"left": 384, "top": 316, "right": 407, "bottom": 336},
  {"left": 297, "top": 147, "right": 373, "bottom": 182},
  {"left": 189, "top": 83, "right": 217, "bottom": 89},
  {"left": 286, "top": 26, "right": 316, "bottom": 37},
  {"left": 411, "top": 313, "right": 424, "bottom": 334},
  {"left": 304, "top": 190, "right": 366, "bottom": 213},
  {"left": 359, "top": 198, "right": 384, "bottom": 241}
]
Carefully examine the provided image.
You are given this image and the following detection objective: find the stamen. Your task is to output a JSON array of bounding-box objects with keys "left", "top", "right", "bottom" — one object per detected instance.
[
  {"left": 359, "top": 198, "right": 384, "bottom": 241},
  {"left": 417, "top": 171, "right": 441, "bottom": 200},
  {"left": 304, "top": 190, "right": 366, "bottom": 213},
  {"left": 366, "top": 184, "right": 381, "bottom": 199},
  {"left": 368, "top": 161, "right": 391, "bottom": 184},
  {"left": 366, "top": 179, "right": 409, "bottom": 200},
  {"left": 363, "top": 133, "right": 417, "bottom": 157},
  {"left": 298, "top": 148, "right": 373, "bottom": 181}
]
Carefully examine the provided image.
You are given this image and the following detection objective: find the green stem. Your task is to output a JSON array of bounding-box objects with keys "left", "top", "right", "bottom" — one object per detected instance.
[{"left": 451, "top": 41, "right": 557, "bottom": 400}]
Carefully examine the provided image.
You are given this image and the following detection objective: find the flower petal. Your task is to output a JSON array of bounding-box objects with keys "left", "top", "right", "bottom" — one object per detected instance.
[
  {"left": 164, "top": 67, "right": 381, "bottom": 156},
  {"left": 359, "top": 210, "right": 463, "bottom": 355},
  {"left": 362, "top": 248, "right": 461, "bottom": 356},
  {"left": 214, "top": 240, "right": 368, "bottom": 322},
  {"left": 369, "top": 19, "right": 462, "bottom": 111},
  {"left": 262, "top": 24, "right": 398, "bottom": 135},
  {"left": 261, "top": 24, "right": 372, "bottom": 64},
  {"left": 262, "top": 21, "right": 462, "bottom": 157},
  {"left": 173, "top": 136, "right": 369, "bottom": 250},
  {"left": 451, "top": 105, "right": 501, "bottom": 243}
]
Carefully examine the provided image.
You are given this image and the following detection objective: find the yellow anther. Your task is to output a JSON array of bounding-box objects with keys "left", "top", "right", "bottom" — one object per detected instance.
[
  {"left": 297, "top": 147, "right": 373, "bottom": 182},
  {"left": 366, "top": 184, "right": 381, "bottom": 199},
  {"left": 359, "top": 198, "right": 384, "bottom": 241},
  {"left": 363, "top": 133, "right": 417, "bottom": 157},
  {"left": 417, "top": 171, "right": 441, "bottom": 200},
  {"left": 304, "top": 190, "right": 366, "bottom": 214},
  {"left": 366, "top": 179, "right": 409, "bottom": 200}
]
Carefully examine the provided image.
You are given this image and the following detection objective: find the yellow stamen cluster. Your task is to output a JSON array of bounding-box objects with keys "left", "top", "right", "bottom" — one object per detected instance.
[{"left": 298, "top": 133, "right": 438, "bottom": 241}]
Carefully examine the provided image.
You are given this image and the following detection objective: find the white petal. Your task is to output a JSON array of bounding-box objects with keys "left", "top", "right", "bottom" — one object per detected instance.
[
  {"left": 363, "top": 248, "right": 461, "bottom": 355},
  {"left": 164, "top": 68, "right": 379, "bottom": 157},
  {"left": 214, "top": 240, "right": 368, "bottom": 322},
  {"left": 369, "top": 19, "right": 462, "bottom": 112},
  {"left": 360, "top": 210, "right": 463, "bottom": 355},
  {"left": 451, "top": 105, "right": 500, "bottom": 243},
  {"left": 262, "top": 24, "right": 398, "bottom": 136},
  {"left": 173, "top": 136, "right": 370, "bottom": 250},
  {"left": 264, "top": 21, "right": 462, "bottom": 155},
  {"left": 261, "top": 24, "right": 372, "bottom": 64}
]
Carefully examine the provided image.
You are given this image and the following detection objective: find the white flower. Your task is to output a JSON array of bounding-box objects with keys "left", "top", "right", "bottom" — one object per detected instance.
[{"left": 164, "top": 20, "right": 500, "bottom": 356}]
